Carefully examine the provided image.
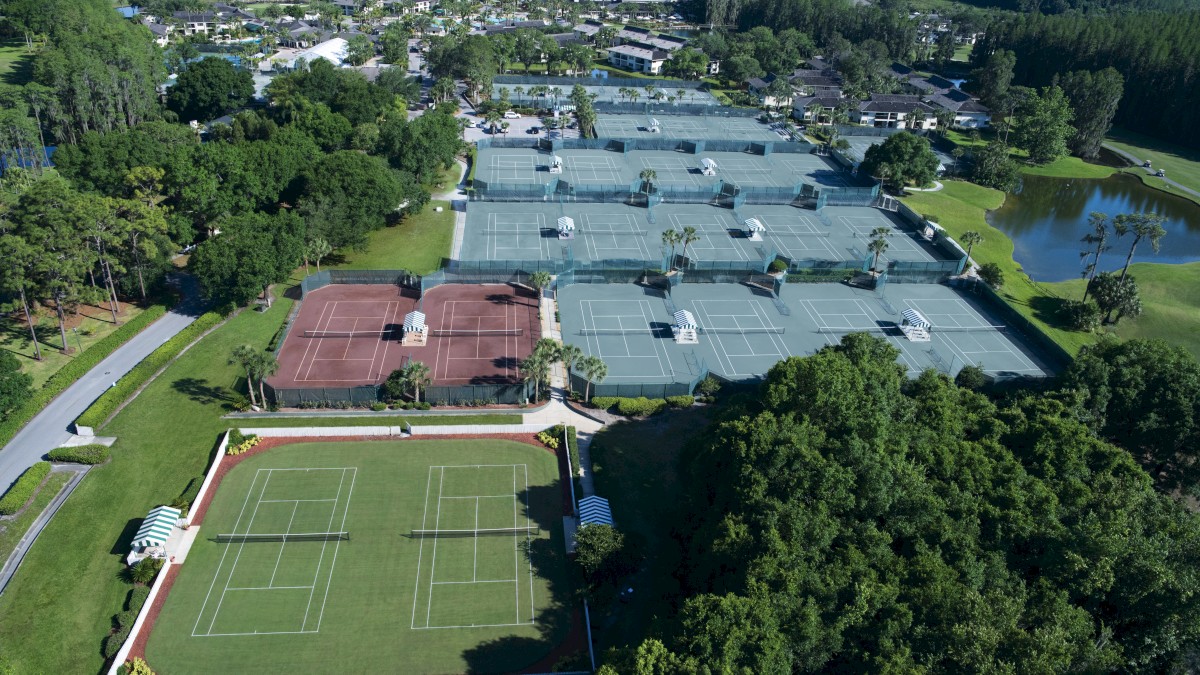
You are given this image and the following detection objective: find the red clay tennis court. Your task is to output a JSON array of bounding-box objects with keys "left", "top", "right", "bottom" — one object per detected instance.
[{"left": 268, "top": 283, "right": 541, "bottom": 390}]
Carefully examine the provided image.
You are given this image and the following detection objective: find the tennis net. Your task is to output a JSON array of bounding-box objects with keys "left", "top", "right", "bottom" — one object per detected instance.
[
  {"left": 409, "top": 526, "right": 539, "bottom": 539},
  {"left": 484, "top": 228, "right": 546, "bottom": 235},
  {"left": 934, "top": 324, "right": 1007, "bottom": 333},
  {"left": 769, "top": 230, "right": 832, "bottom": 238},
  {"left": 584, "top": 228, "right": 648, "bottom": 236},
  {"left": 578, "top": 326, "right": 784, "bottom": 336},
  {"left": 213, "top": 531, "right": 350, "bottom": 543},
  {"left": 430, "top": 328, "right": 524, "bottom": 337},
  {"left": 302, "top": 330, "right": 396, "bottom": 339}
]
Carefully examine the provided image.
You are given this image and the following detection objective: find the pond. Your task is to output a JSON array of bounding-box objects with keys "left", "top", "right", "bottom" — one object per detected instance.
[{"left": 988, "top": 172, "right": 1200, "bottom": 281}]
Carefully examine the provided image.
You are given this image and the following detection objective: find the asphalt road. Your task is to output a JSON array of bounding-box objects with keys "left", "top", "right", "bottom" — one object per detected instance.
[{"left": 0, "top": 274, "right": 205, "bottom": 491}]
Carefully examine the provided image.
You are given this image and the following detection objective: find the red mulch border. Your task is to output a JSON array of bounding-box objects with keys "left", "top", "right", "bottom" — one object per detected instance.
[{"left": 133, "top": 433, "right": 584, "bottom": 671}]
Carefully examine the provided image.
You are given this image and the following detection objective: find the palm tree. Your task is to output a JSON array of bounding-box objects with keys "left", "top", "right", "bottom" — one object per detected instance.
[
  {"left": 229, "top": 345, "right": 259, "bottom": 407},
  {"left": 639, "top": 168, "right": 657, "bottom": 194},
  {"left": 305, "top": 237, "right": 332, "bottom": 274},
  {"left": 514, "top": 85, "right": 525, "bottom": 105},
  {"left": 520, "top": 352, "right": 551, "bottom": 401},
  {"left": 679, "top": 226, "right": 700, "bottom": 264},
  {"left": 1113, "top": 212, "right": 1167, "bottom": 284},
  {"left": 401, "top": 360, "right": 432, "bottom": 402},
  {"left": 676, "top": 88, "right": 686, "bottom": 103},
  {"left": 661, "top": 229, "right": 682, "bottom": 269},
  {"left": 252, "top": 353, "right": 279, "bottom": 408},
  {"left": 805, "top": 102, "right": 824, "bottom": 125},
  {"left": 485, "top": 109, "right": 503, "bottom": 135},
  {"left": 960, "top": 231, "right": 983, "bottom": 263},
  {"left": 560, "top": 343, "right": 584, "bottom": 378},
  {"left": 528, "top": 270, "right": 552, "bottom": 299},
  {"left": 951, "top": 147, "right": 965, "bottom": 175},
  {"left": 579, "top": 355, "right": 607, "bottom": 402},
  {"left": 1080, "top": 212, "right": 1111, "bottom": 302},
  {"left": 868, "top": 227, "right": 891, "bottom": 273}
]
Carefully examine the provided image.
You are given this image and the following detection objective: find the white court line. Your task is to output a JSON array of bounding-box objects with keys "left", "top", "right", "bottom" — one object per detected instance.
[
  {"left": 193, "top": 469, "right": 265, "bottom": 636},
  {"left": 410, "top": 467, "right": 435, "bottom": 629},
  {"left": 268, "top": 501, "right": 300, "bottom": 588},
  {"left": 425, "top": 467, "right": 445, "bottom": 628},
  {"left": 203, "top": 470, "right": 274, "bottom": 635},
  {"left": 525, "top": 463, "right": 534, "bottom": 623},
  {"left": 312, "top": 467, "right": 356, "bottom": 632}
]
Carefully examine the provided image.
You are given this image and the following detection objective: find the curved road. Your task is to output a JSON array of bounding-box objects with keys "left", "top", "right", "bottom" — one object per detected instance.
[
  {"left": 1101, "top": 142, "right": 1200, "bottom": 201},
  {"left": 0, "top": 274, "right": 205, "bottom": 491}
]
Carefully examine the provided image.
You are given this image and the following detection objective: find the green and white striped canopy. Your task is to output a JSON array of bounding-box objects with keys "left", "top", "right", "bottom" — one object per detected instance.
[{"left": 132, "top": 505, "right": 181, "bottom": 549}]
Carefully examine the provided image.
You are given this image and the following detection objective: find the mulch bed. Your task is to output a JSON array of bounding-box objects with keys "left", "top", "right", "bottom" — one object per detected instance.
[{"left": 135, "top": 432, "right": 580, "bottom": 670}]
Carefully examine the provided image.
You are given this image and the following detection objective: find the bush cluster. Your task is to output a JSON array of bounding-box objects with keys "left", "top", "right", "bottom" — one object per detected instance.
[
  {"left": 616, "top": 397, "right": 668, "bottom": 417},
  {"left": 226, "top": 434, "right": 260, "bottom": 456},
  {"left": 666, "top": 395, "right": 695, "bottom": 408},
  {"left": 589, "top": 396, "right": 619, "bottom": 410},
  {"left": 0, "top": 461, "right": 51, "bottom": 515},
  {"left": 768, "top": 259, "right": 788, "bottom": 273},
  {"left": 125, "top": 585, "right": 151, "bottom": 612},
  {"left": 536, "top": 430, "right": 560, "bottom": 449},
  {"left": 0, "top": 305, "right": 167, "bottom": 446},
  {"left": 370, "top": 402, "right": 387, "bottom": 411},
  {"left": 170, "top": 477, "right": 203, "bottom": 517},
  {"left": 1062, "top": 299, "right": 1103, "bottom": 331},
  {"left": 75, "top": 311, "right": 224, "bottom": 430},
  {"left": 47, "top": 444, "right": 110, "bottom": 465},
  {"left": 392, "top": 401, "right": 433, "bottom": 410},
  {"left": 544, "top": 425, "right": 581, "bottom": 474}
]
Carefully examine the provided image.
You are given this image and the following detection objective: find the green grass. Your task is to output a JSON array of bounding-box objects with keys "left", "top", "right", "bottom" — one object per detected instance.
[
  {"left": 1105, "top": 127, "right": 1200, "bottom": 203},
  {"left": 0, "top": 471, "right": 73, "bottom": 565},
  {"left": 238, "top": 413, "right": 526, "bottom": 427},
  {"left": 0, "top": 39, "right": 36, "bottom": 86},
  {"left": 329, "top": 200, "right": 454, "bottom": 275},
  {"left": 0, "top": 285, "right": 296, "bottom": 674},
  {"left": 589, "top": 407, "right": 710, "bottom": 648},
  {"left": 900, "top": 180, "right": 1099, "bottom": 356},
  {"left": 2, "top": 303, "right": 149, "bottom": 389},
  {"left": 951, "top": 44, "right": 973, "bottom": 63},
  {"left": 146, "top": 440, "right": 572, "bottom": 674},
  {"left": 941, "top": 129, "right": 1117, "bottom": 180}
]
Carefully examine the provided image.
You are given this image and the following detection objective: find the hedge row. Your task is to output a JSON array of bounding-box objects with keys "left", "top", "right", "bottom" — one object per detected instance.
[
  {"left": 589, "top": 395, "right": 695, "bottom": 417},
  {"left": 47, "top": 444, "right": 110, "bottom": 465},
  {"left": 0, "top": 304, "right": 167, "bottom": 448},
  {"left": 76, "top": 311, "right": 224, "bottom": 430},
  {"left": 0, "top": 461, "right": 51, "bottom": 515}
]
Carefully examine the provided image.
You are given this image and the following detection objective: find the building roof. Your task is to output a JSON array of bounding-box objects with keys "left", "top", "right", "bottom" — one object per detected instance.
[
  {"left": 607, "top": 42, "right": 668, "bottom": 61},
  {"left": 788, "top": 70, "right": 842, "bottom": 88},
  {"left": 287, "top": 37, "right": 349, "bottom": 68},
  {"left": 889, "top": 62, "right": 914, "bottom": 77},
  {"left": 793, "top": 94, "right": 849, "bottom": 110},
  {"left": 574, "top": 20, "right": 604, "bottom": 35},
  {"left": 173, "top": 11, "right": 217, "bottom": 23},
  {"left": 859, "top": 95, "right": 936, "bottom": 114},
  {"left": 928, "top": 88, "right": 989, "bottom": 113}
]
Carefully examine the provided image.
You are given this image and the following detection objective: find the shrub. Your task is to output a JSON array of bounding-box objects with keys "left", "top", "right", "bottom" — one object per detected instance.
[
  {"left": 616, "top": 397, "right": 667, "bottom": 417},
  {"left": 0, "top": 304, "right": 167, "bottom": 447},
  {"left": 590, "top": 396, "right": 619, "bottom": 411},
  {"left": 768, "top": 259, "right": 788, "bottom": 273},
  {"left": 666, "top": 395, "right": 695, "bottom": 409},
  {"left": 955, "top": 365, "right": 988, "bottom": 390},
  {"left": 1062, "top": 299, "right": 1102, "bottom": 331},
  {"left": 226, "top": 434, "right": 260, "bottom": 456},
  {"left": 76, "top": 311, "right": 224, "bottom": 430},
  {"left": 695, "top": 375, "right": 722, "bottom": 396},
  {"left": 922, "top": 213, "right": 940, "bottom": 223},
  {"left": 536, "top": 430, "right": 560, "bottom": 449},
  {"left": 128, "top": 557, "right": 164, "bottom": 585},
  {"left": 126, "top": 657, "right": 154, "bottom": 675},
  {"left": 104, "top": 623, "right": 132, "bottom": 659},
  {"left": 565, "top": 426, "right": 580, "bottom": 476},
  {"left": 126, "top": 585, "right": 151, "bottom": 612},
  {"left": 978, "top": 262, "right": 1005, "bottom": 290},
  {"left": 370, "top": 402, "right": 387, "bottom": 411},
  {"left": 227, "top": 429, "right": 245, "bottom": 447},
  {"left": 170, "top": 476, "right": 203, "bottom": 516},
  {"left": 0, "top": 461, "right": 51, "bottom": 515},
  {"left": 47, "top": 444, "right": 110, "bottom": 465},
  {"left": 414, "top": 401, "right": 431, "bottom": 410},
  {"left": 113, "top": 610, "right": 137, "bottom": 630}
]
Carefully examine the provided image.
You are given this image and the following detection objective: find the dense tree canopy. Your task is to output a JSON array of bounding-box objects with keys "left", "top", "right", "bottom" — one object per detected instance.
[
  {"left": 188, "top": 212, "right": 303, "bottom": 307},
  {"left": 166, "top": 57, "right": 255, "bottom": 123},
  {"left": 620, "top": 334, "right": 1200, "bottom": 672},
  {"left": 858, "top": 132, "right": 940, "bottom": 188}
]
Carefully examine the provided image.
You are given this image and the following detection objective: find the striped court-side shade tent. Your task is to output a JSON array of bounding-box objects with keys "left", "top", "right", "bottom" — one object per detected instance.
[
  {"left": 673, "top": 309, "right": 697, "bottom": 330},
  {"left": 132, "top": 505, "right": 182, "bottom": 549},
  {"left": 901, "top": 308, "right": 930, "bottom": 329},
  {"left": 403, "top": 310, "right": 427, "bottom": 333},
  {"left": 578, "top": 495, "right": 614, "bottom": 526},
  {"left": 557, "top": 216, "right": 576, "bottom": 233},
  {"left": 744, "top": 218, "right": 766, "bottom": 233}
]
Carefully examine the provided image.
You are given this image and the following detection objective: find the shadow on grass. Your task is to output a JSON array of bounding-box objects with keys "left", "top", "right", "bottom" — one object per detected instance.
[
  {"left": 171, "top": 377, "right": 235, "bottom": 409},
  {"left": 1028, "top": 294, "right": 1073, "bottom": 330},
  {"left": 109, "top": 519, "right": 142, "bottom": 556}
]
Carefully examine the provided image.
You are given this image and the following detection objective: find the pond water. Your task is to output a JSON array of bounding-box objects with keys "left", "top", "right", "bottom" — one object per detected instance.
[{"left": 987, "top": 172, "right": 1200, "bottom": 281}]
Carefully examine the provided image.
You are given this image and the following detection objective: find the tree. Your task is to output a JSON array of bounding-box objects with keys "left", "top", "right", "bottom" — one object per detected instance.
[
  {"left": 528, "top": 270, "right": 552, "bottom": 299},
  {"left": 579, "top": 354, "right": 607, "bottom": 402},
  {"left": 960, "top": 231, "right": 983, "bottom": 262},
  {"left": 1112, "top": 212, "right": 1167, "bottom": 284},
  {"left": 0, "top": 233, "right": 43, "bottom": 360},
  {"left": 560, "top": 343, "right": 584, "bottom": 379},
  {"left": 722, "top": 55, "right": 763, "bottom": 85},
  {"left": 297, "top": 151, "right": 416, "bottom": 250},
  {"left": 1013, "top": 86, "right": 1075, "bottom": 165},
  {"left": 520, "top": 352, "right": 551, "bottom": 401},
  {"left": 867, "top": 227, "right": 890, "bottom": 272},
  {"left": 639, "top": 168, "right": 657, "bottom": 194},
  {"left": 1057, "top": 68, "right": 1124, "bottom": 159},
  {"left": 950, "top": 146, "right": 965, "bottom": 175},
  {"left": 1080, "top": 211, "right": 1111, "bottom": 302},
  {"left": 859, "top": 133, "right": 940, "bottom": 189},
  {"left": 0, "top": 351, "right": 32, "bottom": 417},
  {"left": 304, "top": 237, "right": 332, "bottom": 274},
  {"left": 400, "top": 360, "right": 431, "bottom": 402},
  {"left": 661, "top": 229, "right": 682, "bottom": 270},
  {"left": 978, "top": 261, "right": 1004, "bottom": 289},
  {"left": 188, "top": 212, "right": 304, "bottom": 308},
  {"left": 971, "top": 141, "right": 1020, "bottom": 191},
  {"left": 1089, "top": 272, "right": 1142, "bottom": 325},
  {"left": 574, "top": 524, "right": 638, "bottom": 588},
  {"left": 167, "top": 57, "right": 254, "bottom": 123},
  {"left": 679, "top": 226, "right": 699, "bottom": 265},
  {"left": 344, "top": 34, "right": 376, "bottom": 66},
  {"left": 969, "top": 48, "right": 1015, "bottom": 110},
  {"left": 229, "top": 345, "right": 260, "bottom": 407},
  {"left": 664, "top": 48, "right": 708, "bottom": 80},
  {"left": 379, "top": 22, "right": 412, "bottom": 64}
]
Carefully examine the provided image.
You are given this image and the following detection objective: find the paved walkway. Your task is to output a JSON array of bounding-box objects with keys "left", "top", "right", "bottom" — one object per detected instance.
[
  {"left": 440, "top": 158, "right": 469, "bottom": 261},
  {"left": 0, "top": 273, "right": 205, "bottom": 491},
  {"left": 1101, "top": 142, "right": 1200, "bottom": 200}
]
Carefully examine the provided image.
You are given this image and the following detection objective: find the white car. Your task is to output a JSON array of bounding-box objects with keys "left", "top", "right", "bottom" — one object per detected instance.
[{"left": 503, "top": 111, "right": 521, "bottom": 119}]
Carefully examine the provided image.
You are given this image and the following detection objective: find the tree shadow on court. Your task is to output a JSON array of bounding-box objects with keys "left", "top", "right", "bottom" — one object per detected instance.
[
  {"left": 486, "top": 293, "right": 518, "bottom": 306},
  {"left": 171, "top": 377, "right": 236, "bottom": 409},
  {"left": 283, "top": 284, "right": 303, "bottom": 301},
  {"left": 462, "top": 482, "right": 584, "bottom": 674},
  {"left": 492, "top": 356, "right": 520, "bottom": 371}
]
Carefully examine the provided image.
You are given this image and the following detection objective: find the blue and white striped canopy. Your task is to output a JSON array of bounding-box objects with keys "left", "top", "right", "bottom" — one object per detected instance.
[
  {"left": 403, "top": 311, "right": 427, "bottom": 332},
  {"left": 579, "top": 495, "right": 613, "bottom": 526},
  {"left": 673, "top": 310, "right": 697, "bottom": 330},
  {"left": 132, "top": 505, "right": 181, "bottom": 549},
  {"left": 902, "top": 308, "right": 930, "bottom": 329}
]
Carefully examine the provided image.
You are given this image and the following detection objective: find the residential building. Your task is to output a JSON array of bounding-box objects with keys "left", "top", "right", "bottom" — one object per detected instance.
[
  {"left": 854, "top": 95, "right": 939, "bottom": 129},
  {"left": 172, "top": 12, "right": 221, "bottom": 36},
  {"left": 573, "top": 20, "right": 604, "bottom": 40},
  {"left": 747, "top": 73, "right": 794, "bottom": 109},
  {"left": 275, "top": 37, "right": 349, "bottom": 70},
  {"left": 333, "top": 0, "right": 362, "bottom": 16},
  {"left": 788, "top": 68, "right": 843, "bottom": 93},
  {"left": 606, "top": 42, "right": 668, "bottom": 75},
  {"left": 927, "top": 88, "right": 991, "bottom": 128},
  {"left": 142, "top": 20, "right": 172, "bottom": 47},
  {"left": 791, "top": 93, "right": 851, "bottom": 124}
]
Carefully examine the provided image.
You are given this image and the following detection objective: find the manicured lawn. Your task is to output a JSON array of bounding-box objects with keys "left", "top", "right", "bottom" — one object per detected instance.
[
  {"left": 0, "top": 39, "right": 35, "bottom": 86},
  {"left": 1, "top": 303, "right": 149, "bottom": 389},
  {"left": 900, "top": 180, "right": 1100, "bottom": 356},
  {"left": 237, "top": 413, "right": 527, "bottom": 427},
  {"left": 589, "top": 407, "right": 710, "bottom": 648},
  {"left": 146, "top": 439, "right": 571, "bottom": 674},
  {"left": 0, "top": 286, "right": 295, "bottom": 674},
  {"left": 0, "top": 471, "right": 73, "bottom": 565},
  {"left": 329, "top": 200, "right": 454, "bottom": 275},
  {"left": 941, "top": 129, "right": 1117, "bottom": 180},
  {"left": 951, "top": 44, "right": 973, "bottom": 63},
  {"left": 1106, "top": 127, "right": 1200, "bottom": 202}
]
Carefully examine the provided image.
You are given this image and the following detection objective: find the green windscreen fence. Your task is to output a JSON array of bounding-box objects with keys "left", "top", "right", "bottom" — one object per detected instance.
[{"left": 264, "top": 380, "right": 535, "bottom": 407}]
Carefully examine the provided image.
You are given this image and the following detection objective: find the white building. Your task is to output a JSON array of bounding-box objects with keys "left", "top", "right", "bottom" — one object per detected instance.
[
  {"left": 606, "top": 42, "right": 668, "bottom": 75},
  {"left": 276, "top": 38, "right": 349, "bottom": 70}
]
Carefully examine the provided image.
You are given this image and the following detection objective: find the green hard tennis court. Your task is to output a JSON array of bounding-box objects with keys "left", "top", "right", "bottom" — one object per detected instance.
[{"left": 145, "top": 440, "right": 573, "bottom": 674}]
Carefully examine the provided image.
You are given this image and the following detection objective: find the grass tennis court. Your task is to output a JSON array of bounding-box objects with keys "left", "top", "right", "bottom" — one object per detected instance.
[{"left": 146, "top": 440, "right": 573, "bottom": 674}]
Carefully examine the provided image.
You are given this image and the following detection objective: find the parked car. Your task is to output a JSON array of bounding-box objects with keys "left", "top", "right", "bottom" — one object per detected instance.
[
  {"left": 527, "top": 126, "right": 541, "bottom": 134},
  {"left": 503, "top": 111, "right": 521, "bottom": 119}
]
